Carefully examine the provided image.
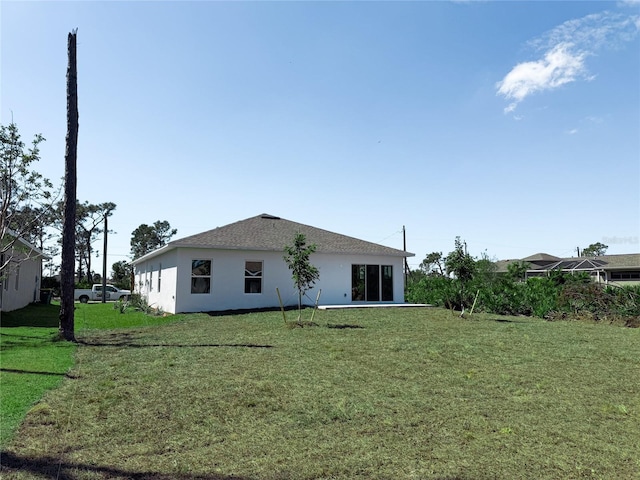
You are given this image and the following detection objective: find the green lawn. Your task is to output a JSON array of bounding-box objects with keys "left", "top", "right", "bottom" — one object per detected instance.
[
  {"left": 0, "top": 302, "right": 175, "bottom": 448},
  {"left": 1, "top": 305, "right": 639, "bottom": 479}
]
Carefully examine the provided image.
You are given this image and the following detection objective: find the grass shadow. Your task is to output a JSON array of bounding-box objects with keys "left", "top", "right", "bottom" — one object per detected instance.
[
  {"left": 77, "top": 339, "right": 274, "bottom": 349},
  {"left": 0, "top": 332, "right": 56, "bottom": 340},
  {"left": 0, "top": 332, "right": 70, "bottom": 353},
  {"left": 0, "top": 451, "right": 469, "bottom": 480},
  {"left": 0, "top": 451, "right": 252, "bottom": 479},
  {"left": 0, "top": 368, "right": 74, "bottom": 377},
  {"left": 0, "top": 303, "right": 61, "bottom": 328},
  {"left": 325, "top": 324, "right": 365, "bottom": 329},
  {"left": 205, "top": 305, "right": 306, "bottom": 317}
]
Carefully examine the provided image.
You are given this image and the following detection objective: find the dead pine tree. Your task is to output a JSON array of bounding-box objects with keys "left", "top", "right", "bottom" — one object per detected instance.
[{"left": 59, "top": 29, "right": 78, "bottom": 342}]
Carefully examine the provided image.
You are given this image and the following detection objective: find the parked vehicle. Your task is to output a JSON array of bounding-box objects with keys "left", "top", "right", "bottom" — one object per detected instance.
[{"left": 74, "top": 284, "right": 131, "bottom": 303}]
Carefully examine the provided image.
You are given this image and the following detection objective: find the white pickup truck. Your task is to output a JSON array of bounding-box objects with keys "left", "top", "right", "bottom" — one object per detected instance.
[{"left": 74, "top": 284, "right": 131, "bottom": 303}]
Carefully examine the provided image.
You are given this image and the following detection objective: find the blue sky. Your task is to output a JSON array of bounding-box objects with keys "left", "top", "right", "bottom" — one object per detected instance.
[{"left": 2, "top": 1, "right": 639, "bottom": 273}]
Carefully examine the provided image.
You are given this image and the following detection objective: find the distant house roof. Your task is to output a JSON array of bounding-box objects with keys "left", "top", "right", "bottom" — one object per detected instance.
[
  {"left": 522, "top": 253, "right": 562, "bottom": 262},
  {"left": 589, "top": 253, "right": 640, "bottom": 270},
  {"left": 496, "top": 252, "right": 640, "bottom": 273},
  {"left": 134, "top": 214, "right": 413, "bottom": 263}
]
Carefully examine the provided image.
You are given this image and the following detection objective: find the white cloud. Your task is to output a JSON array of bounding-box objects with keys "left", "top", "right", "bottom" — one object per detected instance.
[
  {"left": 566, "top": 128, "right": 579, "bottom": 135},
  {"left": 497, "top": 10, "right": 640, "bottom": 113},
  {"left": 496, "top": 42, "right": 587, "bottom": 112}
]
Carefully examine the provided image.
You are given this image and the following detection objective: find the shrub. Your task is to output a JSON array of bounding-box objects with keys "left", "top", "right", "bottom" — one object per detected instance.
[
  {"left": 113, "top": 299, "right": 128, "bottom": 314},
  {"left": 410, "top": 244, "right": 638, "bottom": 325},
  {"left": 127, "top": 294, "right": 165, "bottom": 316},
  {"left": 128, "top": 294, "right": 151, "bottom": 314},
  {"left": 406, "top": 274, "right": 458, "bottom": 309},
  {"left": 525, "top": 277, "right": 559, "bottom": 318},
  {"left": 604, "top": 285, "right": 640, "bottom": 318}
]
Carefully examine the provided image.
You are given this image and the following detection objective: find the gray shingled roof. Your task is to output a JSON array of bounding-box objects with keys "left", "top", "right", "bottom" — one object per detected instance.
[
  {"left": 594, "top": 253, "right": 640, "bottom": 269},
  {"left": 522, "top": 253, "right": 562, "bottom": 262},
  {"left": 495, "top": 253, "right": 640, "bottom": 273},
  {"left": 138, "top": 214, "right": 413, "bottom": 261}
]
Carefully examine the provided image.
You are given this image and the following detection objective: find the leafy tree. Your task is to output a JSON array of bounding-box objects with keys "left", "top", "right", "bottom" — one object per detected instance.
[
  {"left": 76, "top": 201, "right": 115, "bottom": 282},
  {"left": 419, "top": 251, "right": 445, "bottom": 276},
  {"left": 283, "top": 232, "right": 320, "bottom": 320},
  {"left": 445, "top": 237, "right": 476, "bottom": 311},
  {"left": 9, "top": 206, "right": 52, "bottom": 248},
  {"left": 9, "top": 205, "right": 59, "bottom": 277},
  {"left": 53, "top": 200, "right": 116, "bottom": 282},
  {"left": 506, "top": 261, "right": 530, "bottom": 282},
  {"left": 130, "top": 220, "right": 177, "bottom": 259},
  {"left": 406, "top": 273, "right": 457, "bottom": 309},
  {"left": 111, "top": 260, "right": 132, "bottom": 290},
  {"left": 470, "top": 252, "right": 500, "bottom": 304},
  {"left": 1, "top": 122, "right": 54, "bottom": 280},
  {"left": 582, "top": 242, "right": 608, "bottom": 257}
]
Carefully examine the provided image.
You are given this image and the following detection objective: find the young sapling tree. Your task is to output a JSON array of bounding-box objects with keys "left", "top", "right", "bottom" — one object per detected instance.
[{"left": 283, "top": 232, "right": 319, "bottom": 322}]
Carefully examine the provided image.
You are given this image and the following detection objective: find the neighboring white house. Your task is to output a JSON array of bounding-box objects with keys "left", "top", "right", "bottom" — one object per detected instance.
[
  {"left": 0, "top": 234, "right": 48, "bottom": 312},
  {"left": 132, "top": 214, "right": 414, "bottom": 314}
]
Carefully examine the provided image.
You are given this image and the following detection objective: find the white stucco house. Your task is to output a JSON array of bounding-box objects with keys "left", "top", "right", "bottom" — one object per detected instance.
[
  {"left": 0, "top": 233, "right": 48, "bottom": 312},
  {"left": 132, "top": 214, "right": 414, "bottom": 314}
]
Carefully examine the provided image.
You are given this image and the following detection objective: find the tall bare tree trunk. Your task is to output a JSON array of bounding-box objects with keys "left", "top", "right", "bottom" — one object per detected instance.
[{"left": 59, "top": 30, "right": 78, "bottom": 342}]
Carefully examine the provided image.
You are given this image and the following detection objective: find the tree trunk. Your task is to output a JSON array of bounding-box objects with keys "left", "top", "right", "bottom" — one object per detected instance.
[
  {"left": 76, "top": 256, "right": 83, "bottom": 284},
  {"left": 59, "top": 30, "right": 78, "bottom": 342},
  {"left": 85, "top": 235, "right": 92, "bottom": 283}
]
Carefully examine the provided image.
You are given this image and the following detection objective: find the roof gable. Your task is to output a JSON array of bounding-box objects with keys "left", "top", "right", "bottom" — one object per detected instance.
[{"left": 136, "top": 214, "right": 413, "bottom": 262}]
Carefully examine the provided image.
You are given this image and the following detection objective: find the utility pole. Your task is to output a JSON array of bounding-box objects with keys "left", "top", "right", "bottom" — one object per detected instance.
[
  {"left": 101, "top": 213, "right": 108, "bottom": 303},
  {"left": 403, "top": 225, "right": 409, "bottom": 285}
]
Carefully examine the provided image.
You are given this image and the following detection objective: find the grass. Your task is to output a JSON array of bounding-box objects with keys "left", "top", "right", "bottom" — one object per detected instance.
[
  {"left": 1, "top": 306, "right": 639, "bottom": 479},
  {"left": 0, "top": 302, "right": 176, "bottom": 448},
  {"left": 1, "top": 303, "right": 75, "bottom": 448}
]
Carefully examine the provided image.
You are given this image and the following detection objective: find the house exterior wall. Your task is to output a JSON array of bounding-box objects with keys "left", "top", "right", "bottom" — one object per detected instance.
[
  {"left": 134, "top": 247, "right": 406, "bottom": 313},
  {"left": 607, "top": 280, "right": 640, "bottom": 286},
  {"left": 134, "top": 249, "right": 179, "bottom": 314},
  {"left": 0, "top": 253, "right": 42, "bottom": 312},
  {"left": 602, "top": 270, "right": 640, "bottom": 287}
]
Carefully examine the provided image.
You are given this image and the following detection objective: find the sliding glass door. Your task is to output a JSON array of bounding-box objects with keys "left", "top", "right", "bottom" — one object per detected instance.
[{"left": 352, "top": 264, "right": 393, "bottom": 302}]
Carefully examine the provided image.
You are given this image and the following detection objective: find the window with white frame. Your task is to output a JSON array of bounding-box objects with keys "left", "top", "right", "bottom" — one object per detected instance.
[
  {"left": 244, "top": 261, "right": 263, "bottom": 294},
  {"left": 191, "top": 260, "right": 211, "bottom": 294},
  {"left": 158, "top": 263, "right": 162, "bottom": 292}
]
